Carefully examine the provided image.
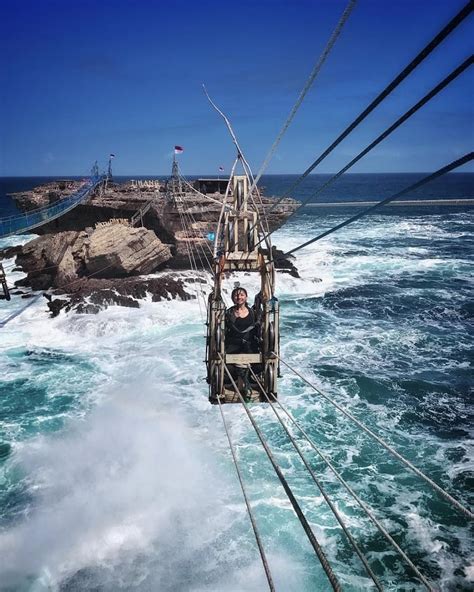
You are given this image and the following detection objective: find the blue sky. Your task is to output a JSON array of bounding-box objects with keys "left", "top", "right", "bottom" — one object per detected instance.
[{"left": 0, "top": 0, "right": 472, "bottom": 176}]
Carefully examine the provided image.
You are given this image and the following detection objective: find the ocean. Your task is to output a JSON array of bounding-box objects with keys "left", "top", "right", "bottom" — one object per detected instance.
[{"left": 0, "top": 174, "right": 473, "bottom": 591}]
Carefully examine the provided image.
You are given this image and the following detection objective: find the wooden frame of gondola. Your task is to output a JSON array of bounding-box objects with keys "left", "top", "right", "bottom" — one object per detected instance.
[
  {"left": 206, "top": 174, "right": 279, "bottom": 404},
  {"left": 0, "top": 263, "right": 11, "bottom": 301}
]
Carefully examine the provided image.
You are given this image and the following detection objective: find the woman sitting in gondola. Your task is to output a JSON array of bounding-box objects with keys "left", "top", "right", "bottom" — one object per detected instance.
[
  {"left": 226, "top": 287, "right": 259, "bottom": 353},
  {"left": 225, "top": 286, "right": 260, "bottom": 400}
]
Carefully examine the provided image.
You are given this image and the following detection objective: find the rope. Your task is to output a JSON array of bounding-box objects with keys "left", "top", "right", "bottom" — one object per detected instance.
[
  {"left": 203, "top": 85, "right": 248, "bottom": 165},
  {"left": 258, "top": 55, "right": 473, "bottom": 244},
  {"left": 175, "top": 196, "right": 206, "bottom": 321},
  {"left": 270, "top": 392, "right": 436, "bottom": 590},
  {"left": 178, "top": 202, "right": 215, "bottom": 301},
  {"left": 175, "top": 196, "right": 216, "bottom": 323},
  {"left": 0, "top": 175, "right": 106, "bottom": 238},
  {"left": 0, "top": 294, "right": 43, "bottom": 327},
  {"left": 216, "top": 394, "right": 275, "bottom": 590},
  {"left": 248, "top": 366, "right": 383, "bottom": 590},
  {"left": 277, "top": 152, "right": 474, "bottom": 260},
  {"left": 177, "top": 198, "right": 213, "bottom": 271},
  {"left": 202, "top": 88, "right": 274, "bottom": 254},
  {"left": 177, "top": 201, "right": 215, "bottom": 324},
  {"left": 1, "top": 262, "right": 16, "bottom": 270},
  {"left": 0, "top": 256, "right": 124, "bottom": 329},
  {"left": 262, "top": 1, "right": 473, "bottom": 218},
  {"left": 249, "top": 0, "right": 357, "bottom": 195},
  {"left": 175, "top": 188, "right": 216, "bottom": 270},
  {"left": 277, "top": 355, "right": 474, "bottom": 521},
  {"left": 212, "top": 157, "right": 240, "bottom": 258},
  {"left": 220, "top": 357, "right": 342, "bottom": 591}
]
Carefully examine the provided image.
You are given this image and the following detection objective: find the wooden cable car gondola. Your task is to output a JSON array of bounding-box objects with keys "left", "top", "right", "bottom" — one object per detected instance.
[{"left": 206, "top": 173, "right": 280, "bottom": 404}]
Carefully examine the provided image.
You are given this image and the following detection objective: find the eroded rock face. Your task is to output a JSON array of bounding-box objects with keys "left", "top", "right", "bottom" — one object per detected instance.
[
  {"left": 16, "top": 231, "right": 82, "bottom": 290},
  {"left": 3, "top": 178, "right": 301, "bottom": 314},
  {"left": 14, "top": 225, "right": 172, "bottom": 290},
  {"left": 11, "top": 180, "right": 85, "bottom": 212},
  {"left": 85, "top": 225, "right": 171, "bottom": 277},
  {"left": 8, "top": 181, "right": 300, "bottom": 270}
]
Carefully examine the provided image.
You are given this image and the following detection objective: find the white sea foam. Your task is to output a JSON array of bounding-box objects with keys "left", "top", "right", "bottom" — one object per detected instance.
[
  {"left": 1, "top": 213, "right": 472, "bottom": 590},
  {"left": 0, "top": 374, "right": 270, "bottom": 590}
]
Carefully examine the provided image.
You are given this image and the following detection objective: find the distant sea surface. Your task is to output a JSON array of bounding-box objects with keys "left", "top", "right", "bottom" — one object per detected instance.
[
  {"left": 1, "top": 173, "right": 473, "bottom": 216},
  {"left": 0, "top": 173, "right": 473, "bottom": 591}
]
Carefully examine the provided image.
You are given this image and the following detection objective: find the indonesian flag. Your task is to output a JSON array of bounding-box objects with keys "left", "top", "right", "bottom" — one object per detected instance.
[
  {"left": 218, "top": 166, "right": 224, "bottom": 171},
  {"left": 174, "top": 145, "right": 184, "bottom": 154},
  {"left": 109, "top": 153, "right": 115, "bottom": 158}
]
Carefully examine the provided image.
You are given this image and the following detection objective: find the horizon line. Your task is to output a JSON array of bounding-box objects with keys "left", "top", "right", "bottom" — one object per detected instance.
[{"left": 1, "top": 171, "right": 473, "bottom": 179}]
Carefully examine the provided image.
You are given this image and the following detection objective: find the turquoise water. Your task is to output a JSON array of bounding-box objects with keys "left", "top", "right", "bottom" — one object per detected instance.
[{"left": 0, "top": 176, "right": 473, "bottom": 591}]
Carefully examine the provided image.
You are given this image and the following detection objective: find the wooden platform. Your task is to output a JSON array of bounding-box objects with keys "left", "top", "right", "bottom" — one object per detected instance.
[
  {"left": 221, "top": 386, "right": 264, "bottom": 404},
  {"left": 225, "top": 353, "right": 262, "bottom": 364}
]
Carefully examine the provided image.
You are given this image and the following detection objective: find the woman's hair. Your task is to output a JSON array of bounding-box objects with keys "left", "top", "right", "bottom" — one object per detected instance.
[{"left": 231, "top": 287, "right": 248, "bottom": 301}]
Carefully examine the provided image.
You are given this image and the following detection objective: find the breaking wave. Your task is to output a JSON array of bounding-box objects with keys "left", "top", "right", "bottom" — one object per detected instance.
[{"left": 0, "top": 210, "right": 473, "bottom": 591}]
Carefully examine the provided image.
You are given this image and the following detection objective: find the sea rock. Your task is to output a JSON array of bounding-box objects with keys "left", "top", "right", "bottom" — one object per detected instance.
[
  {"left": 5, "top": 178, "right": 301, "bottom": 314},
  {"left": 14, "top": 225, "right": 172, "bottom": 290},
  {"left": 11, "top": 180, "right": 83, "bottom": 212},
  {"left": 46, "top": 276, "right": 193, "bottom": 315},
  {"left": 0, "top": 245, "right": 23, "bottom": 260},
  {"left": 15, "top": 231, "right": 81, "bottom": 290},
  {"left": 264, "top": 246, "right": 300, "bottom": 278},
  {"left": 8, "top": 181, "right": 300, "bottom": 272},
  {"left": 84, "top": 224, "right": 171, "bottom": 277}
]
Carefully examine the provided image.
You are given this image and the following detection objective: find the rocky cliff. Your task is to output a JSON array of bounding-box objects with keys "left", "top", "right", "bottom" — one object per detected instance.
[{"left": 3, "top": 179, "right": 300, "bottom": 314}]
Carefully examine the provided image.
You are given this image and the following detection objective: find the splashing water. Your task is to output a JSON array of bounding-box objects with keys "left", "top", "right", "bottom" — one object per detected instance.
[{"left": 0, "top": 187, "right": 473, "bottom": 591}]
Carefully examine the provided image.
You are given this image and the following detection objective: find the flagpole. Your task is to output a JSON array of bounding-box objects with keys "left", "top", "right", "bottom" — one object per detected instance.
[{"left": 172, "top": 151, "right": 178, "bottom": 179}]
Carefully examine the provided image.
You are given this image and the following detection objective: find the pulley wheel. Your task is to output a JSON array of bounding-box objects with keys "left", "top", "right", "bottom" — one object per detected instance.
[
  {"left": 236, "top": 180, "right": 244, "bottom": 210},
  {"left": 268, "top": 321, "right": 275, "bottom": 353},
  {"left": 212, "top": 363, "right": 222, "bottom": 398},
  {"left": 266, "top": 364, "right": 274, "bottom": 393},
  {"left": 215, "top": 324, "right": 222, "bottom": 353}
]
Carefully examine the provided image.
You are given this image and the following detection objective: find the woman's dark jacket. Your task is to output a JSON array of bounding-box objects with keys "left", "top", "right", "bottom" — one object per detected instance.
[{"left": 225, "top": 305, "right": 260, "bottom": 354}]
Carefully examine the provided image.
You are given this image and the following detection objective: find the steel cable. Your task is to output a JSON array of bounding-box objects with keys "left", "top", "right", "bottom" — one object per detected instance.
[
  {"left": 175, "top": 196, "right": 206, "bottom": 321},
  {"left": 249, "top": 0, "right": 357, "bottom": 195},
  {"left": 262, "top": 1, "right": 473, "bottom": 218},
  {"left": 0, "top": 294, "right": 43, "bottom": 327},
  {"left": 278, "top": 152, "right": 474, "bottom": 260},
  {"left": 220, "top": 357, "right": 342, "bottom": 591},
  {"left": 269, "top": 389, "right": 436, "bottom": 591},
  {"left": 248, "top": 366, "right": 384, "bottom": 590},
  {"left": 257, "top": 55, "right": 473, "bottom": 245},
  {"left": 277, "top": 354, "right": 474, "bottom": 521},
  {"left": 177, "top": 198, "right": 214, "bottom": 271},
  {"left": 215, "top": 394, "right": 275, "bottom": 591},
  {"left": 175, "top": 189, "right": 216, "bottom": 268}
]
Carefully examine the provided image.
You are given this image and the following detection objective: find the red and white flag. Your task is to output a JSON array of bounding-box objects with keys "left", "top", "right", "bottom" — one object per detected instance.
[{"left": 174, "top": 145, "right": 184, "bottom": 154}]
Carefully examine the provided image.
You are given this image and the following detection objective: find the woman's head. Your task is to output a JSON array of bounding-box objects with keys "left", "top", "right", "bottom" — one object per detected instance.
[{"left": 231, "top": 287, "right": 248, "bottom": 304}]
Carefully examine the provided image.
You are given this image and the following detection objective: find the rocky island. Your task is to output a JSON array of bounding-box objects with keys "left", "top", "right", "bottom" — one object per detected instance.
[{"left": 0, "top": 177, "right": 300, "bottom": 315}]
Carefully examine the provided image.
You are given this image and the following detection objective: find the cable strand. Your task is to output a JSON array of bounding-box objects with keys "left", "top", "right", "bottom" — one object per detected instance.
[
  {"left": 248, "top": 366, "right": 384, "bottom": 591},
  {"left": 216, "top": 393, "right": 275, "bottom": 590},
  {"left": 270, "top": 390, "right": 436, "bottom": 590},
  {"left": 277, "top": 354, "right": 474, "bottom": 521},
  {"left": 220, "top": 357, "right": 342, "bottom": 591}
]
